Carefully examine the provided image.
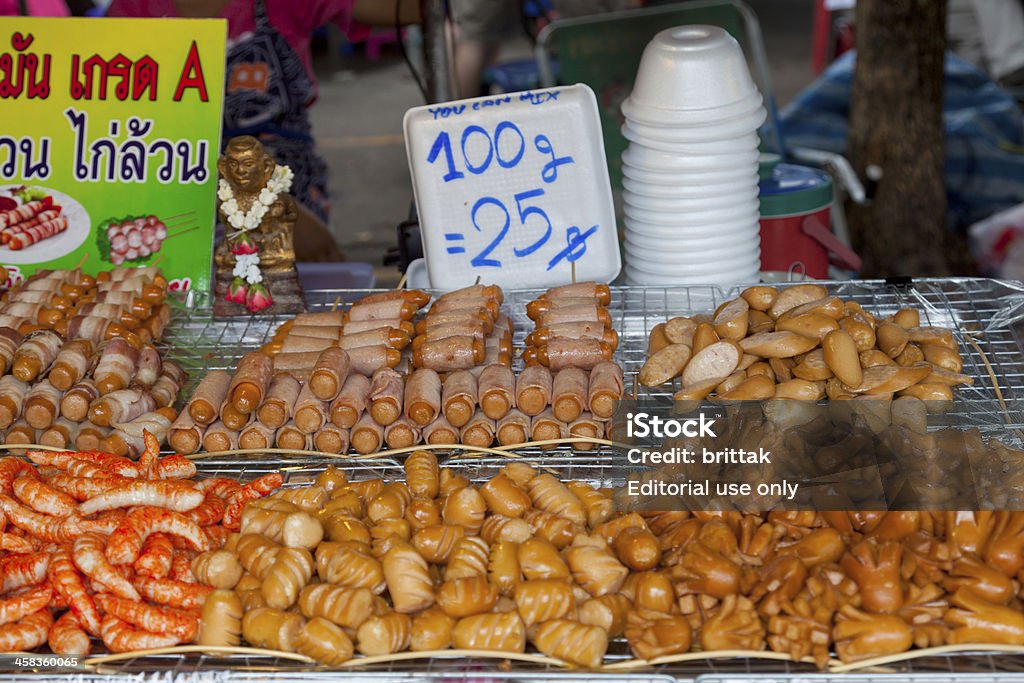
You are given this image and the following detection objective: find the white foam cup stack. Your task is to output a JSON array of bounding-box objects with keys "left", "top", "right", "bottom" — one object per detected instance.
[{"left": 620, "top": 25, "right": 765, "bottom": 288}]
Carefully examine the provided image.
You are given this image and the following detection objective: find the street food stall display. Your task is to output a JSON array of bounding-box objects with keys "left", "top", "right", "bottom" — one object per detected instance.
[{"left": 5, "top": 12, "right": 1024, "bottom": 683}]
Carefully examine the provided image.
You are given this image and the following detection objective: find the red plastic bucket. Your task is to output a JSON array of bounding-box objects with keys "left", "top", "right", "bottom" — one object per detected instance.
[{"left": 758, "top": 162, "right": 860, "bottom": 278}]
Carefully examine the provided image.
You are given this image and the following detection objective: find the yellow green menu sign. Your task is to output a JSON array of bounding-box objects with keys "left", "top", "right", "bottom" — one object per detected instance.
[{"left": 0, "top": 17, "right": 226, "bottom": 293}]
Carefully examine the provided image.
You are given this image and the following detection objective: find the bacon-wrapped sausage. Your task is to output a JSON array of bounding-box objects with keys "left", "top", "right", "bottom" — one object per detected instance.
[
  {"left": 552, "top": 368, "right": 588, "bottom": 423},
  {"left": 339, "top": 328, "right": 409, "bottom": 352},
  {"left": 24, "top": 379, "right": 61, "bottom": 429},
  {"left": 63, "top": 315, "right": 113, "bottom": 346},
  {"left": 435, "top": 284, "right": 503, "bottom": 305},
  {"left": 5, "top": 419, "right": 35, "bottom": 445},
  {"left": 526, "top": 296, "right": 600, "bottom": 321},
  {"left": 384, "top": 416, "right": 421, "bottom": 450},
  {"left": 526, "top": 323, "right": 618, "bottom": 349},
  {"left": 293, "top": 311, "right": 345, "bottom": 327},
  {"left": 76, "top": 424, "right": 110, "bottom": 451},
  {"left": 150, "top": 360, "right": 186, "bottom": 408},
  {"left": 202, "top": 420, "right": 238, "bottom": 453},
  {"left": 93, "top": 292, "right": 151, "bottom": 319},
  {"left": 219, "top": 399, "right": 253, "bottom": 432},
  {"left": 280, "top": 335, "right": 334, "bottom": 355},
  {"left": 441, "top": 370, "right": 477, "bottom": 428},
  {"left": 516, "top": 365, "right": 552, "bottom": 417},
  {"left": 272, "top": 351, "right": 320, "bottom": 382},
  {"left": 309, "top": 347, "right": 351, "bottom": 402},
  {"left": 348, "top": 299, "right": 417, "bottom": 322},
  {"left": 230, "top": 352, "right": 274, "bottom": 415},
  {"left": 430, "top": 296, "right": 499, "bottom": 320},
  {"left": 588, "top": 361, "right": 623, "bottom": 420},
  {"left": 330, "top": 374, "right": 370, "bottom": 429},
  {"left": 524, "top": 338, "right": 613, "bottom": 372},
  {"left": 568, "top": 413, "right": 603, "bottom": 451},
  {"left": 88, "top": 388, "right": 157, "bottom": 427},
  {"left": 342, "top": 318, "right": 415, "bottom": 337},
  {"left": 531, "top": 408, "right": 567, "bottom": 448},
  {"left": 169, "top": 412, "right": 203, "bottom": 455},
  {"left": 275, "top": 420, "right": 311, "bottom": 451},
  {"left": 93, "top": 338, "right": 139, "bottom": 394},
  {"left": 76, "top": 303, "right": 137, "bottom": 330},
  {"left": 0, "top": 327, "right": 23, "bottom": 375},
  {"left": 416, "top": 311, "right": 494, "bottom": 336},
  {"left": 423, "top": 415, "right": 458, "bottom": 445},
  {"left": 497, "top": 409, "right": 530, "bottom": 447},
  {"left": 369, "top": 367, "right": 404, "bottom": 426},
  {"left": 239, "top": 421, "right": 277, "bottom": 450},
  {"left": 187, "top": 370, "right": 232, "bottom": 426},
  {"left": 48, "top": 339, "right": 94, "bottom": 392},
  {"left": 405, "top": 368, "right": 441, "bottom": 427},
  {"left": 357, "top": 289, "right": 431, "bottom": 309},
  {"left": 0, "top": 316, "right": 29, "bottom": 335},
  {"left": 478, "top": 364, "right": 515, "bottom": 420},
  {"left": 281, "top": 325, "right": 339, "bottom": 341},
  {"left": 12, "top": 330, "right": 62, "bottom": 382},
  {"left": 413, "top": 336, "right": 484, "bottom": 372},
  {"left": 540, "top": 281, "right": 611, "bottom": 305},
  {"left": 0, "top": 199, "right": 51, "bottom": 229},
  {"left": 294, "top": 383, "right": 328, "bottom": 434},
  {"left": 0, "top": 375, "right": 28, "bottom": 429},
  {"left": 460, "top": 411, "right": 495, "bottom": 448},
  {"left": 346, "top": 345, "right": 401, "bottom": 377},
  {"left": 536, "top": 304, "right": 612, "bottom": 329},
  {"left": 313, "top": 424, "right": 349, "bottom": 455},
  {"left": 60, "top": 379, "right": 98, "bottom": 422},
  {"left": 256, "top": 373, "right": 301, "bottom": 429},
  {"left": 134, "top": 345, "right": 162, "bottom": 388},
  {"left": 351, "top": 412, "right": 384, "bottom": 454},
  {"left": 40, "top": 416, "right": 79, "bottom": 449},
  {"left": 412, "top": 319, "right": 490, "bottom": 345}
]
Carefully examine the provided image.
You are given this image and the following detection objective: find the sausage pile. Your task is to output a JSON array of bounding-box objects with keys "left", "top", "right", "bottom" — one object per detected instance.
[
  {"left": 0, "top": 268, "right": 185, "bottom": 451},
  {"left": 0, "top": 434, "right": 284, "bottom": 655},
  {"left": 518, "top": 283, "right": 622, "bottom": 450},
  {"left": 181, "top": 455, "right": 1024, "bottom": 668},
  {"left": 0, "top": 195, "right": 68, "bottom": 251},
  {"left": 169, "top": 283, "right": 625, "bottom": 455},
  {"left": 640, "top": 283, "right": 972, "bottom": 402},
  {"left": 0, "top": 267, "right": 169, "bottom": 343}
]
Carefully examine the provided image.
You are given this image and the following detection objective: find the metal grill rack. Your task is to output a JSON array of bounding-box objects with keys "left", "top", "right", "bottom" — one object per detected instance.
[
  {"left": 8, "top": 278, "right": 1024, "bottom": 681},
  {"left": 168, "top": 277, "right": 1024, "bottom": 437}
]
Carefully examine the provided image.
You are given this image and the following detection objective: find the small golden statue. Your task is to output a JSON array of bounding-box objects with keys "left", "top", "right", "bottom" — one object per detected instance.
[{"left": 214, "top": 136, "right": 299, "bottom": 313}]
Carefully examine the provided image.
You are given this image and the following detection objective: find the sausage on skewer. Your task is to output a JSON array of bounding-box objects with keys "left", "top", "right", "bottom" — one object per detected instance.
[
  {"left": 477, "top": 365, "right": 515, "bottom": 421},
  {"left": 405, "top": 368, "right": 441, "bottom": 427},
  {"left": 256, "top": 373, "right": 301, "bottom": 429},
  {"left": 441, "top": 370, "right": 477, "bottom": 429},
  {"left": 330, "top": 374, "right": 370, "bottom": 429},
  {"left": 187, "top": 370, "right": 232, "bottom": 426}
]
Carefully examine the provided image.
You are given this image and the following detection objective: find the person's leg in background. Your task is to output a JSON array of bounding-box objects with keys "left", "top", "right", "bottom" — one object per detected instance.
[{"left": 450, "top": 0, "right": 519, "bottom": 98}]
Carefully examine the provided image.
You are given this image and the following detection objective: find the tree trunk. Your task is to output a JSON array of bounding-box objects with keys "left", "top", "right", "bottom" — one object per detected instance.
[{"left": 847, "top": 0, "right": 961, "bottom": 277}]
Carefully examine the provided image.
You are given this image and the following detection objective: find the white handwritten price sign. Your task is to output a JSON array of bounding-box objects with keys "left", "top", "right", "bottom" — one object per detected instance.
[{"left": 404, "top": 85, "right": 620, "bottom": 291}]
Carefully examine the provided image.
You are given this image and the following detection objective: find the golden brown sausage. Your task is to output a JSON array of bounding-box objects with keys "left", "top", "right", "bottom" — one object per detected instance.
[{"left": 187, "top": 370, "right": 232, "bottom": 426}]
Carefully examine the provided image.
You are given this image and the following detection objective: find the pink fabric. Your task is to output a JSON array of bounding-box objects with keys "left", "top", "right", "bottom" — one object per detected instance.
[
  {"left": 0, "top": 0, "right": 70, "bottom": 15},
  {"left": 106, "top": 0, "right": 366, "bottom": 89}
]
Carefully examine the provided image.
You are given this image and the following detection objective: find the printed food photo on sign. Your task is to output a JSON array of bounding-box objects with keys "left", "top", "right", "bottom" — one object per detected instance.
[
  {"left": 0, "top": 17, "right": 225, "bottom": 292},
  {"left": 98, "top": 213, "right": 196, "bottom": 266},
  {"left": 0, "top": 185, "right": 87, "bottom": 257}
]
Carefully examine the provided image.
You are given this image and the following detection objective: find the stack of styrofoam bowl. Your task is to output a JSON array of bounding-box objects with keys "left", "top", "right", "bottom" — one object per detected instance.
[{"left": 620, "top": 25, "right": 766, "bottom": 287}]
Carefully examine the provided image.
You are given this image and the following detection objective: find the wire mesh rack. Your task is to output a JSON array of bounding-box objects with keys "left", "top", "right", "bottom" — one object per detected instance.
[
  {"left": 8, "top": 278, "right": 1024, "bottom": 681},
  {"left": 166, "top": 277, "right": 1024, "bottom": 439}
]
